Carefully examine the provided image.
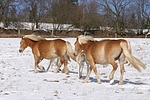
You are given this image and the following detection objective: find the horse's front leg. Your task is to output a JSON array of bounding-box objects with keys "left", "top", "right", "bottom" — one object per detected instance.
[
  {"left": 91, "top": 63, "right": 101, "bottom": 84},
  {"left": 34, "top": 57, "right": 44, "bottom": 73},
  {"left": 84, "top": 60, "right": 101, "bottom": 84},
  {"left": 34, "top": 57, "right": 39, "bottom": 73},
  {"left": 83, "top": 66, "right": 92, "bottom": 83},
  {"left": 37, "top": 58, "right": 45, "bottom": 71}
]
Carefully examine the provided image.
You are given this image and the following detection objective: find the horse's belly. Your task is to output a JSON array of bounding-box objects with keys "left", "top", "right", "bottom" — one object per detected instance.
[
  {"left": 95, "top": 58, "right": 108, "bottom": 65},
  {"left": 42, "top": 52, "right": 58, "bottom": 60},
  {"left": 93, "top": 54, "right": 108, "bottom": 65}
]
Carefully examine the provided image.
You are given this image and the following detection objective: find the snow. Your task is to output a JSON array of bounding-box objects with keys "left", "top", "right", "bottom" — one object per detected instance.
[{"left": 0, "top": 38, "right": 150, "bottom": 100}]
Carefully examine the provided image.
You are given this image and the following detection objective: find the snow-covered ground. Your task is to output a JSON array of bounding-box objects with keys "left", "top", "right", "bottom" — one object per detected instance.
[{"left": 0, "top": 38, "right": 150, "bottom": 100}]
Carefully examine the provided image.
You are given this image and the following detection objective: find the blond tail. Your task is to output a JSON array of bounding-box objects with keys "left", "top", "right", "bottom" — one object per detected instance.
[
  {"left": 66, "top": 41, "right": 76, "bottom": 61},
  {"left": 120, "top": 41, "right": 146, "bottom": 72}
]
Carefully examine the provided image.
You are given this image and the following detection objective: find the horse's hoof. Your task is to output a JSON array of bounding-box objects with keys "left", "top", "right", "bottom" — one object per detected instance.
[
  {"left": 78, "top": 75, "right": 82, "bottom": 79},
  {"left": 54, "top": 70, "right": 58, "bottom": 73},
  {"left": 59, "top": 69, "right": 61, "bottom": 71},
  {"left": 97, "top": 79, "right": 101, "bottom": 84},
  {"left": 82, "top": 80, "right": 88, "bottom": 83},
  {"left": 61, "top": 69, "right": 65, "bottom": 73},
  {"left": 34, "top": 71, "right": 37, "bottom": 74},
  {"left": 118, "top": 82, "right": 123, "bottom": 85},
  {"left": 65, "top": 70, "right": 69, "bottom": 74},
  {"left": 110, "top": 79, "right": 114, "bottom": 85},
  {"left": 97, "top": 81, "right": 101, "bottom": 84},
  {"left": 39, "top": 65, "right": 45, "bottom": 70},
  {"left": 42, "top": 67, "right": 45, "bottom": 70},
  {"left": 65, "top": 72, "right": 69, "bottom": 74}
]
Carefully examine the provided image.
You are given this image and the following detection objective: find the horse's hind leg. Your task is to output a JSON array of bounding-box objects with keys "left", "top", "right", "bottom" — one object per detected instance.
[
  {"left": 78, "top": 54, "right": 89, "bottom": 79},
  {"left": 109, "top": 60, "right": 118, "bottom": 84},
  {"left": 118, "top": 62, "right": 125, "bottom": 85},
  {"left": 76, "top": 52, "right": 84, "bottom": 78},
  {"left": 46, "top": 60, "right": 53, "bottom": 72},
  {"left": 78, "top": 60, "right": 84, "bottom": 78},
  {"left": 63, "top": 59, "right": 69, "bottom": 74},
  {"left": 118, "top": 55, "right": 125, "bottom": 85},
  {"left": 54, "top": 62, "right": 63, "bottom": 73},
  {"left": 47, "top": 58, "right": 59, "bottom": 72}
]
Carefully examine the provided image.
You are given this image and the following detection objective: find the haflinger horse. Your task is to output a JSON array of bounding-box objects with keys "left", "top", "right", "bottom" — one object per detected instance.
[
  {"left": 74, "top": 35, "right": 146, "bottom": 85},
  {"left": 19, "top": 34, "right": 76, "bottom": 74}
]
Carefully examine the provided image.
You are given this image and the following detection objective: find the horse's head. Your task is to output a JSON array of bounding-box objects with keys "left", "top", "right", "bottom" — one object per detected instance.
[
  {"left": 74, "top": 37, "right": 82, "bottom": 55},
  {"left": 19, "top": 38, "right": 28, "bottom": 53},
  {"left": 74, "top": 35, "right": 94, "bottom": 55},
  {"left": 19, "top": 34, "right": 46, "bottom": 53}
]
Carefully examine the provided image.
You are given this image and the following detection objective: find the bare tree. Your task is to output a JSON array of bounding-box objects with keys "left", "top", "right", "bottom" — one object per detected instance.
[
  {"left": 0, "top": 0, "right": 17, "bottom": 27},
  {"left": 82, "top": 0, "right": 100, "bottom": 30},
  {"left": 140, "top": 0, "right": 150, "bottom": 28},
  {"left": 97, "top": 0, "right": 132, "bottom": 35},
  {"left": 123, "top": 3, "right": 139, "bottom": 30},
  {"left": 138, "top": 0, "right": 150, "bottom": 37},
  {"left": 21, "top": 0, "right": 48, "bottom": 30}
]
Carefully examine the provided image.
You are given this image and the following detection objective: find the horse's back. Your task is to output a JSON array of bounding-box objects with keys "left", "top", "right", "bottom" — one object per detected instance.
[
  {"left": 53, "top": 39, "right": 66, "bottom": 48},
  {"left": 37, "top": 39, "right": 66, "bottom": 49}
]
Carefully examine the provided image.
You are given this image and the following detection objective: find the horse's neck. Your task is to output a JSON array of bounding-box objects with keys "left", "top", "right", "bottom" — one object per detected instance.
[
  {"left": 26, "top": 38, "right": 36, "bottom": 48},
  {"left": 81, "top": 41, "right": 93, "bottom": 51}
]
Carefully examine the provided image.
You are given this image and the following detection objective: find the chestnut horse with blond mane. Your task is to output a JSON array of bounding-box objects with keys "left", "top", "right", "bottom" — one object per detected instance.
[
  {"left": 74, "top": 35, "right": 146, "bottom": 85},
  {"left": 19, "top": 34, "right": 75, "bottom": 74}
]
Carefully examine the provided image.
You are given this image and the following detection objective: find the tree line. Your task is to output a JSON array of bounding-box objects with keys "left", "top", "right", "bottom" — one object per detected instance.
[{"left": 0, "top": 0, "right": 150, "bottom": 35}]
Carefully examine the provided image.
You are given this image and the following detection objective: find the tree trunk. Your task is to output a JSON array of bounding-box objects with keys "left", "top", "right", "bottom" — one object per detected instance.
[{"left": 116, "top": 20, "right": 121, "bottom": 35}]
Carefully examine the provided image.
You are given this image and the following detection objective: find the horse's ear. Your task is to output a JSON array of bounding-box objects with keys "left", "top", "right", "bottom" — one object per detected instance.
[{"left": 76, "top": 37, "right": 79, "bottom": 43}]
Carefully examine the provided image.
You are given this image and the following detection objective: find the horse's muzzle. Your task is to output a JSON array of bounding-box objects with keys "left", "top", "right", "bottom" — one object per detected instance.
[
  {"left": 74, "top": 53, "right": 77, "bottom": 56},
  {"left": 19, "top": 49, "right": 23, "bottom": 53}
]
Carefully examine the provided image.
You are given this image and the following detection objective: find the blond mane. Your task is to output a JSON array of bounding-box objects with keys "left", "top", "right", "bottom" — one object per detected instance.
[
  {"left": 78, "top": 35, "right": 94, "bottom": 44},
  {"left": 23, "top": 34, "right": 46, "bottom": 41}
]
